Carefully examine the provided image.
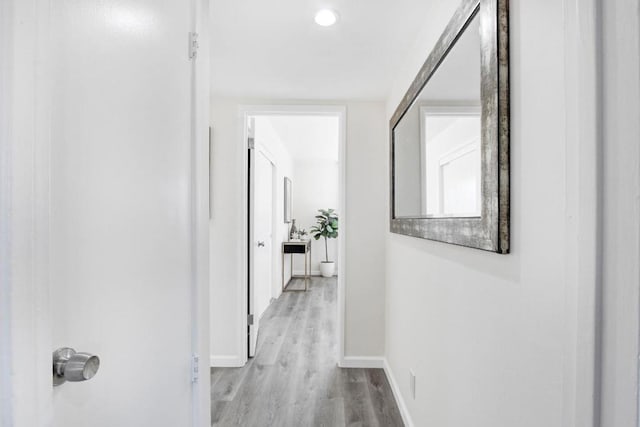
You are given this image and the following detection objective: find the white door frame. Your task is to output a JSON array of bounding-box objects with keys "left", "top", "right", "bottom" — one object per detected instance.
[
  {"left": 561, "top": 0, "right": 602, "bottom": 425},
  {"left": 599, "top": 0, "right": 640, "bottom": 425},
  {"left": 0, "top": 0, "right": 211, "bottom": 424},
  {"left": 190, "top": 0, "right": 212, "bottom": 423},
  {"left": 0, "top": 2, "right": 53, "bottom": 425},
  {"left": 237, "top": 105, "right": 347, "bottom": 366},
  {"left": 562, "top": 0, "right": 640, "bottom": 425}
]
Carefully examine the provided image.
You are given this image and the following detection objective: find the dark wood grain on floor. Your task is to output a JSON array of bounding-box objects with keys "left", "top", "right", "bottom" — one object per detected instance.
[{"left": 211, "top": 276, "right": 404, "bottom": 427}]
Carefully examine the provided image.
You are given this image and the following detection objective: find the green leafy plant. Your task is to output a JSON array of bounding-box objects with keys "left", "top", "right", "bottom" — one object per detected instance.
[
  {"left": 299, "top": 228, "right": 308, "bottom": 239},
  {"left": 310, "top": 209, "right": 339, "bottom": 262}
]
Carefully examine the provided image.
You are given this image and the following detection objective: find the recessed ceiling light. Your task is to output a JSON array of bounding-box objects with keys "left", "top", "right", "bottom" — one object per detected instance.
[{"left": 315, "top": 9, "right": 338, "bottom": 27}]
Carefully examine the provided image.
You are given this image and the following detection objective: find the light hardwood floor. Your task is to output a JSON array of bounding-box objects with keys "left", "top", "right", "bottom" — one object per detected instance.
[{"left": 211, "top": 276, "right": 404, "bottom": 427}]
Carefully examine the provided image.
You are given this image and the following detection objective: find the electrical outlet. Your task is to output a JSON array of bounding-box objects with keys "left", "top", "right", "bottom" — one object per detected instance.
[{"left": 409, "top": 370, "right": 416, "bottom": 399}]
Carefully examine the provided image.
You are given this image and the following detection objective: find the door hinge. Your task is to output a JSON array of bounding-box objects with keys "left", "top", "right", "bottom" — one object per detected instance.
[
  {"left": 248, "top": 314, "right": 254, "bottom": 326},
  {"left": 191, "top": 354, "right": 199, "bottom": 383},
  {"left": 248, "top": 137, "right": 255, "bottom": 150},
  {"left": 189, "top": 32, "right": 199, "bottom": 60}
]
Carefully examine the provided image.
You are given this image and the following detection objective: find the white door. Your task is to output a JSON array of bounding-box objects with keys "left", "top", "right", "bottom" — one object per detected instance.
[
  {"left": 248, "top": 148, "right": 274, "bottom": 357},
  {"left": 46, "top": 0, "right": 202, "bottom": 426}
]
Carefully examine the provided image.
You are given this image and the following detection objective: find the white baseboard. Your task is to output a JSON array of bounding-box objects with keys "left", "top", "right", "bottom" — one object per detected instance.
[
  {"left": 210, "top": 355, "right": 244, "bottom": 368},
  {"left": 292, "top": 270, "right": 340, "bottom": 277},
  {"left": 339, "top": 356, "right": 385, "bottom": 369},
  {"left": 292, "top": 270, "right": 321, "bottom": 276},
  {"left": 383, "top": 358, "right": 415, "bottom": 427}
]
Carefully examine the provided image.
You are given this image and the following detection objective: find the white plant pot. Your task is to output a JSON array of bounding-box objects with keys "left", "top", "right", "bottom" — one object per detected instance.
[{"left": 320, "top": 261, "right": 335, "bottom": 278}]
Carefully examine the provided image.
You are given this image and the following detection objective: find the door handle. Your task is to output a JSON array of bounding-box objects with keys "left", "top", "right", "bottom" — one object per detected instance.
[
  {"left": 53, "top": 347, "right": 100, "bottom": 386},
  {"left": 257, "top": 241, "right": 265, "bottom": 247}
]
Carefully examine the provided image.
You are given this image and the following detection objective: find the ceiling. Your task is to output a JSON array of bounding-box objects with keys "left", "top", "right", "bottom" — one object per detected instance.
[
  {"left": 258, "top": 115, "right": 340, "bottom": 161},
  {"left": 210, "top": 0, "right": 441, "bottom": 100}
]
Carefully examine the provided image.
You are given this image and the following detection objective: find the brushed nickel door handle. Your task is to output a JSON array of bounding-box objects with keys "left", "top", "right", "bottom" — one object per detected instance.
[{"left": 53, "top": 347, "right": 100, "bottom": 386}]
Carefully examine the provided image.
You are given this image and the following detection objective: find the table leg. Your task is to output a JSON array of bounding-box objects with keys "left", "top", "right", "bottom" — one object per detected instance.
[
  {"left": 304, "top": 248, "right": 308, "bottom": 291},
  {"left": 308, "top": 243, "right": 311, "bottom": 290}
]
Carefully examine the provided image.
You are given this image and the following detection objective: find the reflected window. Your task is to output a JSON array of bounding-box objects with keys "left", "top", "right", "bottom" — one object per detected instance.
[{"left": 421, "top": 108, "right": 481, "bottom": 217}]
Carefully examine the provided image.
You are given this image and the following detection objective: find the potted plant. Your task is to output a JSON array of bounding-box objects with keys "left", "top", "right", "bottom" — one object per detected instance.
[{"left": 310, "top": 209, "right": 338, "bottom": 277}]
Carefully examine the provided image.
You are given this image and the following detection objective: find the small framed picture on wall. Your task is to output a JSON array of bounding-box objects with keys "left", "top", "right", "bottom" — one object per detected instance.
[{"left": 284, "top": 177, "right": 292, "bottom": 223}]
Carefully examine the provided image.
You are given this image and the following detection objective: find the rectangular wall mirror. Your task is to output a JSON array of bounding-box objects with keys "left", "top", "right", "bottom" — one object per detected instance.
[{"left": 390, "top": 0, "right": 509, "bottom": 253}]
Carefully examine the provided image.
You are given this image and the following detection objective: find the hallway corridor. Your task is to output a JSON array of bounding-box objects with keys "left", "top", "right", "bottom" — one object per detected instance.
[{"left": 210, "top": 277, "right": 403, "bottom": 426}]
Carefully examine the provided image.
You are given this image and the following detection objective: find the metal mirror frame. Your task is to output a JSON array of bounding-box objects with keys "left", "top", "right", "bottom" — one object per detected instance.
[{"left": 389, "top": 0, "right": 509, "bottom": 253}]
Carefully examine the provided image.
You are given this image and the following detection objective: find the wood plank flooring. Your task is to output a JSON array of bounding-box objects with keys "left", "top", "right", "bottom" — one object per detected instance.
[{"left": 211, "top": 276, "right": 404, "bottom": 427}]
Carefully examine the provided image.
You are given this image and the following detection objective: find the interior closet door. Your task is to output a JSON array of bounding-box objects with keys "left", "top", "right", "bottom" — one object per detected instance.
[
  {"left": 48, "top": 0, "right": 197, "bottom": 425},
  {"left": 248, "top": 148, "right": 274, "bottom": 357}
]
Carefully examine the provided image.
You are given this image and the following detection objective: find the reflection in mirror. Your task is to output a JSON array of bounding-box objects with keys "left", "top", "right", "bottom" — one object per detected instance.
[{"left": 393, "top": 13, "right": 481, "bottom": 218}]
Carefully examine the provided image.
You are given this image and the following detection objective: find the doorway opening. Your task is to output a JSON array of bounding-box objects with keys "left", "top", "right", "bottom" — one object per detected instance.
[{"left": 242, "top": 105, "right": 346, "bottom": 363}]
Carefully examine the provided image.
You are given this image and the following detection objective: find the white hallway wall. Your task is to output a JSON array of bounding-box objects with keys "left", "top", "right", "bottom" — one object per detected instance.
[
  {"left": 384, "top": 0, "right": 593, "bottom": 426},
  {"left": 210, "top": 98, "right": 387, "bottom": 364},
  {"left": 292, "top": 158, "right": 340, "bottom": 275}
]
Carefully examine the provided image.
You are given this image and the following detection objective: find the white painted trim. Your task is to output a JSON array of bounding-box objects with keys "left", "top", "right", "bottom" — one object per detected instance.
[
  {"left": 383, "top": 359, "right": 415, "bottom": 427},
  {"left": 289, "top": 272, "right": 341, "bottom": 279},
  {"left": 561, "top": 1, "right": 601, "bottom": 426},
  {"left": 237, "top": 108, "right": 250, "bottom": 367},
  {"left": 337, "top": 106, "right": 347, "bottom": 371},
  {"left": 340, "top": 356, "right": 384, "bottom": 369},
  {"left": 599, "top": 0, "right": 640, "bottom": 425},
  {"left": 292, "top": 270, "right": 324, "bottom": 276},
  {"left": 0, "top": 2, "right": 14, "bottom": 423},
  {"left": 237, "top": 105, "right": 347, "bottom": 368},
  {"left": 190, "top": 0, "right": 211, "bottom": 424},
  {"left": 210, "top": 355, "right": 245, "bottom": 368},
  {"left": 1, "top": 0, "right": 53, "bottom": 425}
]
